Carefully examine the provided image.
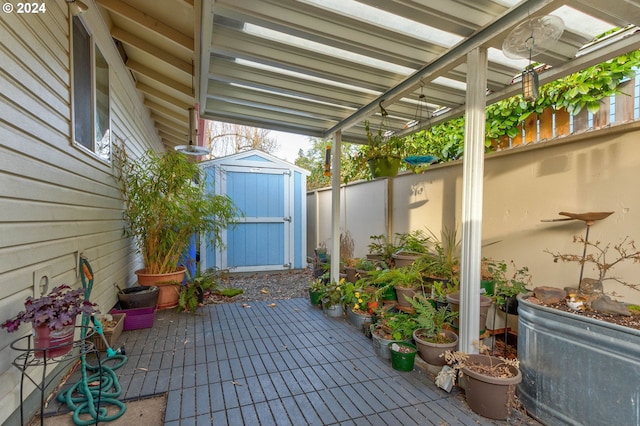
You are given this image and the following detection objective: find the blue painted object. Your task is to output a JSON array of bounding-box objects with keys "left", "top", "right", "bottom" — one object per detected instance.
[{"left": 199, "top": 150, "right": 310, "bottom": 272}]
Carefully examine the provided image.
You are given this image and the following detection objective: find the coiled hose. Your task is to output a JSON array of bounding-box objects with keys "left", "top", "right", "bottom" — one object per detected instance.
[{"left": 56, "top": 256, "right": 128, "bottom": 425}]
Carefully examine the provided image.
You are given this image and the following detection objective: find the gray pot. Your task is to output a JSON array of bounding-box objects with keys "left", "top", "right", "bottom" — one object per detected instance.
[
  {"left": 413, "top": 328, "right": 458, "bottom": 366},
  {"left": 371, "top": 324, "right": 399, "bottom": 360},
  {"left": 117, "top": 285, "right": 159, "bottom": 309},
  {"left": 346, "top": 306, "right": 372, "bottom": 332},
  {"left": 323, "top": 301, "right": 344, "bottom": 318}
]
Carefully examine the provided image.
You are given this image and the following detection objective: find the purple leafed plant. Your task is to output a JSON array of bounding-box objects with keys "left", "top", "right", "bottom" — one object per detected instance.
[{"left": 1, "top": 285, "right": 99, "bottom": 332}]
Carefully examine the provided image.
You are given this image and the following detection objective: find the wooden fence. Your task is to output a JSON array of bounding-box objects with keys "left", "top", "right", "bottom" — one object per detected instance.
[{"left": 492, "top": 78, "right": 637, "bottom": 149}]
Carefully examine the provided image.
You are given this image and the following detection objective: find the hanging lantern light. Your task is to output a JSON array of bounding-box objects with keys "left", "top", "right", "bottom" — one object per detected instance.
[
  {"left": 521, "top": 65, "right": 539, "bottom": 102},
  {"left": 521, "top": 35, "right": 539, "bottom": 102}
]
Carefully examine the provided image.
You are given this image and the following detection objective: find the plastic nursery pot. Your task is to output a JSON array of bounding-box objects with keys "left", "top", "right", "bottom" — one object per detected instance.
[
  {"left": 308, "top": 289, "right": 324, "bottom": 306},
  {"left": 380, "top": 286, "right": 397, "bottom": 302},
  {"left": 388, "top": 342, "right": 418, "bottom": 372}
]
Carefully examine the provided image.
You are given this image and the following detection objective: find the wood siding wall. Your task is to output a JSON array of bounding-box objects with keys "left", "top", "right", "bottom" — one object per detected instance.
[{"left": 0, "top": 3, "right": 162, "bottom": 423}]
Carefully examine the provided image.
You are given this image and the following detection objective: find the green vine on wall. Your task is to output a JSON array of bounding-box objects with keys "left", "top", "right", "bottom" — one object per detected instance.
[{"left": 303, "top": 49, "right": 640, "bottom": 188}]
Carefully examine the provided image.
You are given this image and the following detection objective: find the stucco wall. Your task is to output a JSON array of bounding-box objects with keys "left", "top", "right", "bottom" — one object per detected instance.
[{"left": 309, "top": 122, "right": 640, "bottom": 304}]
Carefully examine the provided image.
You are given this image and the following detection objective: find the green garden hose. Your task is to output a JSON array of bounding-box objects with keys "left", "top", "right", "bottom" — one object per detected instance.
[{"left": 56, "top": 256, "right": 128, "bottom": 424}]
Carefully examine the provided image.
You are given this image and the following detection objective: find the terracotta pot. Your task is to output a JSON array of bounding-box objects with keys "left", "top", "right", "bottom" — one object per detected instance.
[
  {"left": 461, "top": 354, "right": 522, "bottom": 420},
  {"left": 413, "top": 328, "right": 458, "bottom": 366},
  {"left": 33, "top": 321, "right": 75, "bottom": 358},
  {"left": 135, "top": 268, "right": 185, "bottom": 310}
]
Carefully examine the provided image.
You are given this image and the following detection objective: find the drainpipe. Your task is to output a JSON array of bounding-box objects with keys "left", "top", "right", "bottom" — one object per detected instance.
[
  {"left": 330, "top": 130, "right": 342, "bottom": 285},
  {"left": 459, "top": 47, "right": 487, "bottom": 354}
]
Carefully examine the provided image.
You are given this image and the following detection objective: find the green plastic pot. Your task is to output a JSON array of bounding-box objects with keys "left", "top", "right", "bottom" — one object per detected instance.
[
  {"left": 388, "top": 342, "right": 417, "bottom": 372},
  {"left": 308, "top": 289, "right": 324, "bottom": 306},
  {"left": 380, "top": 286, "right": 397, "bottom": 301},
  {"left": 368, "top": 157, "right": 401, "bottom": 178}
]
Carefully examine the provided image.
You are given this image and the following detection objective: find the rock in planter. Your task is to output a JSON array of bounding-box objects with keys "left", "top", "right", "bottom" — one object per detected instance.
[{"left": 532, "top": 286, "right": 566, "bottom": 304}]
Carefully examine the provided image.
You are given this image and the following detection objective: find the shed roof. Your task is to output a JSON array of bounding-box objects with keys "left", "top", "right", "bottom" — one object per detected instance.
[{"left": 200, "top": 149, "right": 311, "bottom": 175}]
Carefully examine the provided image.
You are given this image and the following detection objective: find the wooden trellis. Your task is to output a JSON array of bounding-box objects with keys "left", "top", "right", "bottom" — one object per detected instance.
[{"left": 491, "top": 79, "right": 636, "bottom": 150}]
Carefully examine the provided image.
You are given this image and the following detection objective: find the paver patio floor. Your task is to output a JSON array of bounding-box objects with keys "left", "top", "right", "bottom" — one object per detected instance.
[{"left": 45, "top": 298, "right": 536, "bottom": 425}]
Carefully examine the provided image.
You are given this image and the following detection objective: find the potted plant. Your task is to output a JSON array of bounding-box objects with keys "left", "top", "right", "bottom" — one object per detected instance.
[
  {"left": 343, "top": 284, "right": 374, "bottom": 332},
  {"left": 392, "top": 230, "right": 430, "bottom": 267},
  {"left": 408, "top": 294, "right": 459, "bottom": 366},
  {"left": 370, "top": 311, "right": 417, "bottom": 360},
  {"left": 417, "top": 225, "right": 460, "bottom": 283},
  {"left": 490, "top": 261, "right": 531, "bottom": 315},
  {"left": 1, "top": 285, "right": 99, "bottom": 358},
  {"left": 367, "top": 234, "right": 400, "bottom": 266},
  {"left": 371, "top": 264, "right": 425, "bottom": 308},
  {"left": 388, "top": 341, "right": 418, "bottom": 371},
  {"left": 322, "top": 279, "right": 345, "bottom": 318},
  {"left": 431, "top": 279, "right": 458, "bottom": 309},
  {"left": 177, "top": 269, "right": 219, "bottom": 313},
  {"left": 356, "top": 120, "right": 406, "bottom": 179},
  {"left": 308, "top": 278, "right": 327, "bottom": 307},
  {"left": 113, "top": 144, "right": 238, "bottom": 309},
  {"left": 438, "top": 349, "right": 522, "bottom": 420}
]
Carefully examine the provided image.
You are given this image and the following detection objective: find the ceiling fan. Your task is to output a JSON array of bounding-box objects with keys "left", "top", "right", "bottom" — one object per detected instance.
[
  {"left": 174, "top": 108, "right": 210, "bottom": 156},
  {"left": 502, "top": 15, "right": 564, "bottom": 102},
  {"left": 502, "top": 15, "right": 565, "bottom": 60}
]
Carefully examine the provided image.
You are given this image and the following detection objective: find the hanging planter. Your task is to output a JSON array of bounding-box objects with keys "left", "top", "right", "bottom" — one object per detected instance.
[{"left": 367, "top": 156, "right": 401, "bottom": 179}]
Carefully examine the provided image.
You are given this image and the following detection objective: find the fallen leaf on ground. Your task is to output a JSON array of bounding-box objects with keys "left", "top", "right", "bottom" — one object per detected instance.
[
  {"left": 269, "top": 303, "right": 277, "bottom": 308},
  {"left": 260, "top": 288, "right": 269, "bottom": 294}
]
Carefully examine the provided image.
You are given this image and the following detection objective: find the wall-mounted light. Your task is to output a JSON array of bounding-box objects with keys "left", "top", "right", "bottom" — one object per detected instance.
[
  {"left": 66, "top": 0, "right": 89, "bottom": 16},
  {"left": 521, "top": 65, "right": 539, "bottom": 102}
]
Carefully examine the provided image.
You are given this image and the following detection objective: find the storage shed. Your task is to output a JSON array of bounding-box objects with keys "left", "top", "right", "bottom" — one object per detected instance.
[{"left": 200, "top": 150, "right": 310, "bottom": 272}]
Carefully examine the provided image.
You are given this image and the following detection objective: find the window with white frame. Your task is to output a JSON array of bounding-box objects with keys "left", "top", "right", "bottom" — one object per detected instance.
[{"left": 72, "top": 16, "right": 110, "bottom": 161}]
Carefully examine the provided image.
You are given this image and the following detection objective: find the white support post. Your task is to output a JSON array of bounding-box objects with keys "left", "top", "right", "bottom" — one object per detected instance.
[
  {"left": 459, "top": 47, "right": 488, "bottom": 354},
  {"left": 330, "top": 131, "right": 342, "bottom": 285}
]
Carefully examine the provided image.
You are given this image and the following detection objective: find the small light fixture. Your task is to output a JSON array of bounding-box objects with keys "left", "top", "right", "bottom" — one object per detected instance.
[
  {"left": 521, "top": 65, "right": 539, "bottom": 102},
  {"left": 66, "top": 0, "right": 89, "bottom": 16},
  {"left": 521, "top": 35, "right": 539, "bottom": 102},
  {"left": 175, "top": 107, "right": 210, "bottom": 156}
]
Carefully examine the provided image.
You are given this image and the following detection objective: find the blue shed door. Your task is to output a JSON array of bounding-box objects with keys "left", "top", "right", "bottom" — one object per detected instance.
[{"left": 217, "top": 165, "right": 292, "bottom": 272}]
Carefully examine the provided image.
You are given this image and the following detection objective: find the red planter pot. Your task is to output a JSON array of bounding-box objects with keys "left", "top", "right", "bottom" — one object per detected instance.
[{"left": 33, "top": 322, "right": 75, "bottom": 359}]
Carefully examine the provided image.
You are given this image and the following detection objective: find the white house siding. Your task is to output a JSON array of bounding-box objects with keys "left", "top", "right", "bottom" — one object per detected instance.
[{"left": 0, "top": 2, "right": 162, "bottom": 423}]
